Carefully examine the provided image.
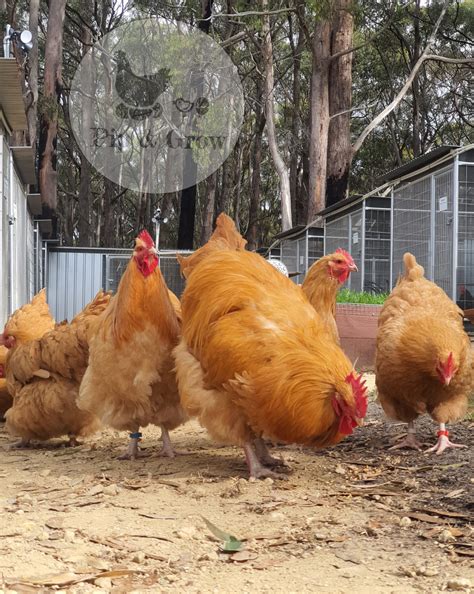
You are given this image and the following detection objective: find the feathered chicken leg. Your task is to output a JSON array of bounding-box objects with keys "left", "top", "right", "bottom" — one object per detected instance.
[
  {"left": 159, "top": 426, "right": 177, "bottom": 458},
  {"left": 389, "top": 421, "right": 423, "bottom": 450},
  {"left": 7, "top": 438, "right": 31, "bottom": 450},
  {"left": 243, "top": 442, "right": 287, "bottom": 480},
  {"left": 426, "top": 423, "right": 467, "bottom": 455},
  {"left": 254, "top": 437, "right": 288, "bottom": 468},
  {"left": 67, "top": 434, "right": 81, "bottom": 447},
  {"left": 118, "top": 430, "right": 147, "bottom": 460}
]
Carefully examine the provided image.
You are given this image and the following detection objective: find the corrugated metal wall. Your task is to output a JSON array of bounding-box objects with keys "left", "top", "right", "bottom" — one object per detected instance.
[
  {"left": 48, "top": 250, "right": 104, "bottom": 321},
  {"left": 47, "top": 249, "right": 192, "bottom": 321}
]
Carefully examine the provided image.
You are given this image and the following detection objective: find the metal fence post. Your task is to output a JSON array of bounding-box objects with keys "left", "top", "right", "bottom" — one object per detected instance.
[{"left": 452, "top": 155, "right": 459, "bottom": 301}]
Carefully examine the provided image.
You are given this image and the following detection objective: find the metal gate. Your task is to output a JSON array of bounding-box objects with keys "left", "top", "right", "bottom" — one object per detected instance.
[
  {"left": 433, "top": 170, "right": 454, "bottom": 296},
  {"left": 349, "top": 211, "right": 363, "bottom": 291}
]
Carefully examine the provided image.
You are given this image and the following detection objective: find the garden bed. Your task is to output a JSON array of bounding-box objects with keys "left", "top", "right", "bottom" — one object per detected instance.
[{"left": 336, "top": 302, "right": 382, "bottom": 370}]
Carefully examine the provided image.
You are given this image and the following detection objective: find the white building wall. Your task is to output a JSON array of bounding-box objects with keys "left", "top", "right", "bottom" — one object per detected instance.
[
  {"left": 0, "top": 133, "right": 37, "bottom": 326},
  {"left": 0, "top": 135, "right": 10, "bottom": 325}
]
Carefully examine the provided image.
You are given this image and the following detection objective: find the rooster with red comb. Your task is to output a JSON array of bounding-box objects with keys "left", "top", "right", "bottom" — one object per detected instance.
[
  {"left": 78, "top": 230, "right": 186, "bottom": 459},
  {"left": 301, "top": 248, "right": 358, "bottom": 344}
]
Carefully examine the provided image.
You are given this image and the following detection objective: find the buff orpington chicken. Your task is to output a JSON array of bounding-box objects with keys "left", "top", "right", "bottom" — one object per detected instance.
[
  {"left": 0, "top": 346, "right": 11, "bottom": 419},
  {"left": 0, "top": 289, "right": 55, "bottom": 420},
  {"left": 174, "top": 249, "right": 368, "bottom": 479},
  {"left": 376, "top": 253, "right": 472, "bottom": 454},
  {"left": 78, "top": 230, "right": 185, "bottom": 460},
  {"left": 301, "top": 249, "right": 357, "bottom": 343},
  {"left": 2, "top": 290, "right": 110, "bottom": 447},
  {"left": 177, "top": 212, "right": 247, "bottom": 279}
]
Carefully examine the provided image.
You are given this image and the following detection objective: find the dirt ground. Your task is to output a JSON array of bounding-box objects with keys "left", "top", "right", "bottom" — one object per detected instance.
[{"left": 0, "top": 375, "right": 472, "bottom": 594}]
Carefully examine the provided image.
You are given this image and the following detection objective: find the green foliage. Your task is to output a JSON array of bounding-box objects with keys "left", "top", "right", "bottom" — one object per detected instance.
[
  {"left": 336, "top": 289, "right": 388, "bottom": 305},
  {"left": 26, "top": 0, "right": 472, "bottom": 249}
]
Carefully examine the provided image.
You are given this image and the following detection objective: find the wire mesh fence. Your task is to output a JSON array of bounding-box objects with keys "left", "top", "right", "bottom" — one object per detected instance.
[
  {"left": 392, "top": 177, "right": 431, "bottom": 284},
  {"left": 364, "top": 208, "right": 391, "bottom": 293},
  {"left": 457, "top": 164, "right": 474, "bottom": 307},
  {"left": 104, "top": 250, "right": 192, "bottom": 297},
  {"left": 279, "top": 230, "right": 324, "bottom": 284},
  {"left": 391, "top": 160, "right": 474, "bottom": 301}
]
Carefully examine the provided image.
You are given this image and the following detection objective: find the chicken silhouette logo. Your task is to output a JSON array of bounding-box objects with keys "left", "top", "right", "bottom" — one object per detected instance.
[
  {"left": 114, "top": 50, "right": 170, "bottom": 120},
  {"left": 69, "top": 18, "right": 244, "bottom": 194}
]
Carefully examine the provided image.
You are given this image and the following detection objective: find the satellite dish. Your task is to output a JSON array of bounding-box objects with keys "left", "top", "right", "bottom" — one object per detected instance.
[
  {"left": 20, "top": 30, "right": 32, "bottom": 44},
  {"left": 20, "top": 30, "right": 33, "bottom": 50}
]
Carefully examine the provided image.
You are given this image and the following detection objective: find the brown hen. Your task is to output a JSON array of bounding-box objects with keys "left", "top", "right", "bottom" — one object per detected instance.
[{"left": 376, "top": 253, "right": 472, "bottom": 453}]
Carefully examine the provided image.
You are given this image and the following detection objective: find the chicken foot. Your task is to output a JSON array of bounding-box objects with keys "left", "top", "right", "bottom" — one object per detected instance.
[
  {"left": 66, "top": 434, "right": 82, "bottom": 447},
  {"left": 254, "top": 437, "right": 289, "bottom": 469},
  {"left": 7, "top": 438, "right": 32, "bottom": 450},
  {"left": 243, "top": 442, "right": 287, "bottom": 480},
  {"left": 389, "top": 421, "right": 423, "bottom": 451},
  {"left": 426, "top": 424, "right": 467, "bottom": 455},
  {"left": 158, "top": 426, "right": 180, "bottom": 458},
  {"left": 118, "top": 431, "right": 148, "bottom": 460}
]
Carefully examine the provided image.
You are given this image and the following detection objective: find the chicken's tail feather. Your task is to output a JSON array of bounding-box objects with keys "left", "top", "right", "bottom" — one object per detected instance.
[{"left": 403, "top": 252, "right": 425, "bottom": 281}]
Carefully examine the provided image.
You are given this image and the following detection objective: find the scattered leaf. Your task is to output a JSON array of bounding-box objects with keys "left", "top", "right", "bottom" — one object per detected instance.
[
  {"left": 122, "top": 479, "right": 151, "bottom": 490},
  {"left": 413, "top": 507, "right": 473, "bottom": 522},
  {"left": 405, "top": 512, "right": 445, "bottom": 524},
  {"left": 15, "top": 572, "right": 84, "bottom": 586},
  {"left": 231, "top": 550, "right": 258, "bottom": 562},
  {"left": 201, "top": 516, "right": 243, "bottom": 553},
  {"left": 138, "top": 512, "right": 176, "bottom": 520},
  {"left": 335, "top": 552, "right": 363, "bottom": 565},
  {"left": 44, "top": 517, "right": 64, "bottom": 530},
  {"left": 86, "top": 485, "right": 104, "bottom": 497},
  {"left": 117, "top": 533, "right": 174, "bottom": 542},
  {"left": 444, "top": 489, "right": 465, "bottom": 499}
]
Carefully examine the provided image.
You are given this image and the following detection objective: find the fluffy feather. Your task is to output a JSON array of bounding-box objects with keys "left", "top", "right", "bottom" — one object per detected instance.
[
  {"left": 77, "top": 233, "right": 185, "bottom": 456},
  {"left": 0, "top": 346, "right": 11, "bottom": 419},
  {"left": 177, "top": 213, "right": 247, "bottom": 279},
  {"left": 376, "top": 253, "right": 472, "bottom": 451},
  {"left": 4, "top": 291, "right": 111, "bottom": 444},
  {"left": 301, "top": 250, "right": 357, "bottom": 343},
  {"left": 174, "top": 249, "right": 367, "bottom": 476},
  {"left": 1, "top": 289, "right": 55, "bottom": 345},
  {"left": 167, "top": 289, "right": 182, "bottom": 324},
  {"left": 0, "top": 290, "right": 56, "bottom": 419}
]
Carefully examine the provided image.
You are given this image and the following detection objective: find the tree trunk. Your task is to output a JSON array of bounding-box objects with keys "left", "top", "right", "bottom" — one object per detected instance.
[
  {"left": 232, "top": 140, "right": 243, "bottom": 230},
  {"left": 307, "top": 18, "right": 331, "bottom": 222},
  {"left": 77, "top": 0, "right": 93, "bottom": 246},
  {"left": 246, "top": 103, "right": 265, "bottom": 251},
  {"left": 200, "top": 172, "right": 217, "bottom": 244},
  {"left": 288, "top": 10, "right": 304, "bottom": 224},
  {"left": 26, "top": 0, "right": 39, "bottom": 149},
  {"left": 261, "top": 0, "right": 292, "bottom": 231},
  {"left": 177, "top": 0, "right": 213, "bottom": 249},
  {"left": 411, "top": 0, "right": 422, "bottom": 157},
  {"left": 215, "top": 157, "right": 232, "bottom": 217},
  {"left": 38, "top": 0, "right": 67, "bottom": 211},
  {"left": 326, "top": 0, "right": 353, "bottom": 207},
  {"left": 101, "top": 178, "right": 116, "bottom": 247}
]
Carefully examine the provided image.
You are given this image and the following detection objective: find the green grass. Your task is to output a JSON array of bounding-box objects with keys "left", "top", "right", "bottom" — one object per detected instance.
[{"left": 336, "top": 289, "right": 388, "bottom": 305}]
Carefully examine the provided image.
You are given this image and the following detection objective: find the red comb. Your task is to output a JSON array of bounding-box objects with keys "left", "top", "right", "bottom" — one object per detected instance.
[
  {"left": 345, "top": 371, "right": 368, "bottom": 419},
  {"left": 137, "top": 229, "right": 155, "bottom": 249},
  {"left": 335, "top": 248, "right": 355, "bottom": 266}
]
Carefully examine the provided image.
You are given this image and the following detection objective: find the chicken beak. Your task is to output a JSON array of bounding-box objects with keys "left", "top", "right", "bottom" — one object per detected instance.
[{"left": 349, "top": 263, "right": 358, "bottom": 272}]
